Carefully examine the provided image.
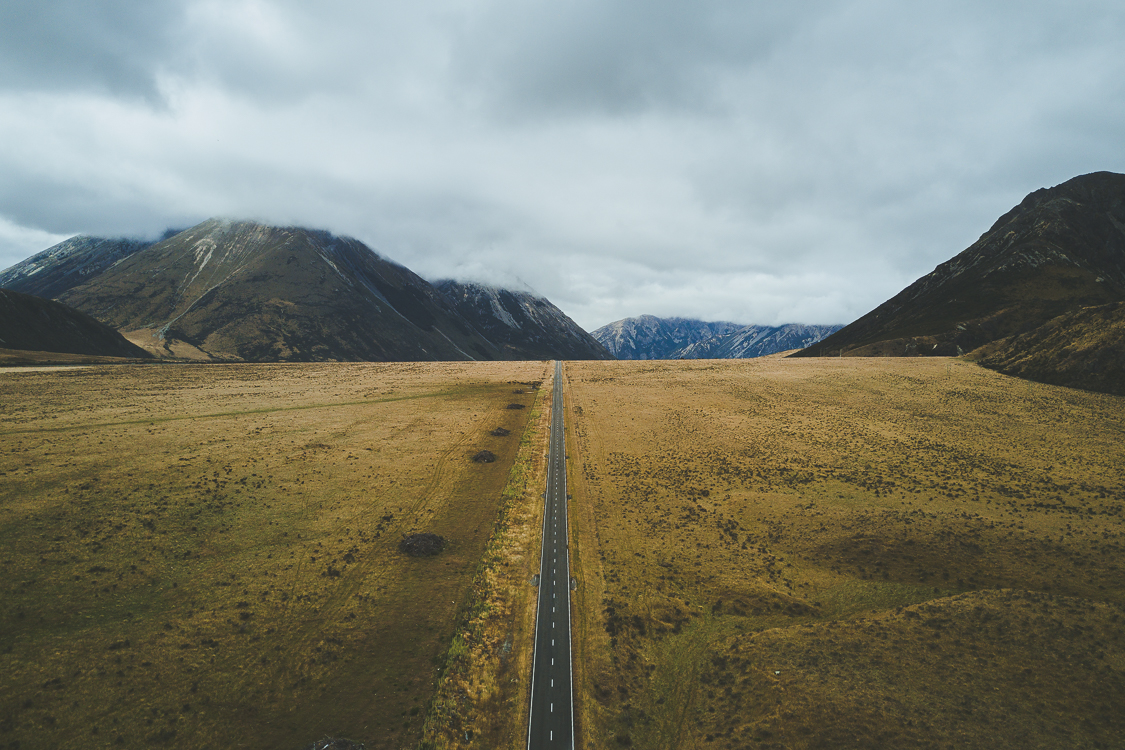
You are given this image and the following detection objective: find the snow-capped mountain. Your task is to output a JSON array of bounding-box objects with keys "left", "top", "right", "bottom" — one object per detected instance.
[
  {"left": 592, "top": 316, "right": 842, "bottom": 360},
  {"left": 591, "top": 315, "right": 744, "bottom": 359},
  {"left": 436, "top": 280, "right": 612, "bottom": 360}
]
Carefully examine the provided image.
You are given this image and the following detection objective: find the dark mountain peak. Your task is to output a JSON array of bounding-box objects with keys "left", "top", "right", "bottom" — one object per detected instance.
[
  {"left": 0, "top": 234, "right": 154, "bottom": 299},
  {"left": 11, "top": 217, "right": 598, "bottom": 362},
  {"left": 52, "top": 218, "right": 494, "bottom": 361},
  {"left": 436, "top": 279, "right": 612, "bottom": 360},
  {"left": 797, "top": 171, "right": 1125, "bottom": 357}
]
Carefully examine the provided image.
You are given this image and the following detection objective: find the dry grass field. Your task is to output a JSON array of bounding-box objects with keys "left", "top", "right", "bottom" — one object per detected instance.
[
  {"left": 0, "top": 360, "right": 549, "bottom": 750},
  {"left": 563, "top": 357, "right": 1125, "bottom": 749}
]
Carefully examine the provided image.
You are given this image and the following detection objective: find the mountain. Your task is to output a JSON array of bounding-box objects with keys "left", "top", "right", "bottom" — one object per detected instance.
[
  {"left": 591, "top": 316, "right": 841, "bottom": 360},
  {"left": 796, "top": 171, "right": 1125, "bottom": 357},
  {"left": 435, "top": 280, "right": 612, "bottom": 360},
  {"left": 673, "top": 323, "right": 844, "bottom": 359},
  {"left": 592, "top": 316, "right": 744, "bottom": 359},
  {"left": 0, "top": 235, "right": 154, "bottom": 299},
  {"left": 971, "top": 301, "right": 1125, "bottom": 396},
  {"left": 0, "top": 288, "right": 151, "bottom": 359},
  {"left": 49, "top": 219, "right": 512, "bottom": 362}
]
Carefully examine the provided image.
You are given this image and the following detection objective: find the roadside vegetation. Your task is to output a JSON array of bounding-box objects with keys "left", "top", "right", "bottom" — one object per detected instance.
[
  {"left": 421, "top": 378, "right": 550, "bottom": 749},
  {"left": 0, "top": 361, "right": 547, "bottom": 750},
  {"left": 564, "top": 357, "right": 1125, "bottom": 748}
]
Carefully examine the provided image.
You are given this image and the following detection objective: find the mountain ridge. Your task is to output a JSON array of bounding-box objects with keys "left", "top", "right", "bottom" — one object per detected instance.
[
  {"left": 436, "top": 280, "right": 612, "bottom": 360},
  {"left": 795, "top": 171, "right": 1125, "bottom": 358},
  {"left": 3, "top": 219, "right": 607, "bottom": 363},
  {"left": 592, "top": 315, "right": 841, "bottom": 360}
]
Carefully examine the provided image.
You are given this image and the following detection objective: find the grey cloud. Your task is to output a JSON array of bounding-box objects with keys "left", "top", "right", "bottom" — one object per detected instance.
[
  {"left": 451, "top": 0, "right": 813, "bottom": 117},
  {"left": 0, "top": 1, "right": 184, "bottom": 100},
  {"left": 1, "top": 1, "right": 1123, "bottom": 332}
]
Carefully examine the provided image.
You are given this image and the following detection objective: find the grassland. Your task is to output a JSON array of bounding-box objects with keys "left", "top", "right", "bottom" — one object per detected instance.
[
  {"left": 421, "top": 377, "right": 550, "bottom": 750},
  {"left": 0, "top": 360, "right": 548, "bottom": 750},
  {"left": 563, "top": 357, "right": 1125, "bottom": 749}
]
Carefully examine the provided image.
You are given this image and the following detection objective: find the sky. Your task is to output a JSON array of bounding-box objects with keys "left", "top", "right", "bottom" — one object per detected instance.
[{"left": 1, "top": 1, "right": 1123, "bottom": 331}]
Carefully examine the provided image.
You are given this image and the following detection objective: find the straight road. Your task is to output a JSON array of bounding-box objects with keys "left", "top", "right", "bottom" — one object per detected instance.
[{"left": 527, "top": 360, "right": 575, "bottom": 749}]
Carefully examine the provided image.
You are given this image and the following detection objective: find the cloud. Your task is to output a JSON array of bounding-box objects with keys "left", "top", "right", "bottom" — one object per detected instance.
[
  {"left": 0, "top": 1, "right": 183, "bottom": 100},
  {"left": 0, "top": 1, "right": 1123, "bottom": 331},
  {"left": 450, "top": 1, "right": 805, "bottom": 118}
]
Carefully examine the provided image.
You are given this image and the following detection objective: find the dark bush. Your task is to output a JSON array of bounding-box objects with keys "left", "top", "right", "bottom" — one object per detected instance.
[
  {"left": 490, "top": 427, "right": 511, "bottom": 437},
  {"left": 472, "top": 450, "right": 497, "bottom": 463},
  {"left": 400, "top": 533, "right": 445, "bottom": 557},
  {"left": 506, "top": 403, "right": 525, "bottom": 410}
]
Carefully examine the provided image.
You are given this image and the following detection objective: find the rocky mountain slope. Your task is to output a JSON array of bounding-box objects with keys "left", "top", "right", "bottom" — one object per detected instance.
[
  {"left": 592, "top": 316, "right": 744, "bottom": 359},
  {"left": 3, "top": 219, "right": 609, "bottom": 362},
  {"left": 592, "top": 316, "right": 841, "bottom": 359},
  {"left": 796, "top": 171, "right": 1125, "bottom": 357},
  {"left": 971, "top": 301, "right": 1125, "bottom": 395},
  {"left": 436, "top": 280, "right": 612, "bottom": 360},
  {"left": 674, "top": 323, "right": 844, "bottom": 359},
  {"left": 52, "top": 219, "right": 512, "bottom": 361},
  {"left": 0, "top": 235, "right": 155, "bottom": 300},
  {"left": 0, "top": 288, "right": 151, "bottom": 358}
]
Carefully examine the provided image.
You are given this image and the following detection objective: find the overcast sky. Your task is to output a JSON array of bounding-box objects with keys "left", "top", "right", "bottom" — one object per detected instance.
[{"left": 1, "top": 1, "right": 1123, "bottom": 330}]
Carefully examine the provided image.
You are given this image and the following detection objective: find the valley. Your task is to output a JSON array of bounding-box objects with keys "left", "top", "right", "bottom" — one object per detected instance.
[{"left": 2, "top": 355, "right": 1123, "bottom": 749}]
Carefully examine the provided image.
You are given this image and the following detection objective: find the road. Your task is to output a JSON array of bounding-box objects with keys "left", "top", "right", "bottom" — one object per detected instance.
[{"left": 527, "top": 360, "right": 575, "bottom": 749}]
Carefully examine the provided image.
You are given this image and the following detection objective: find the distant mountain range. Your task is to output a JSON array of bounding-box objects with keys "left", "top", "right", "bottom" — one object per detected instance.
[
  {"left": 6, "top": 170, "right": 1123, "bottom": 384},
  {"left": 592, "top": 315, "right": 842, "bottom": 359},
  {"left": 0, "top": 219, "right": 611, "bottom": 362},
  {"left": 797, "top": 171, "right": 1125, "bottom": 358}
]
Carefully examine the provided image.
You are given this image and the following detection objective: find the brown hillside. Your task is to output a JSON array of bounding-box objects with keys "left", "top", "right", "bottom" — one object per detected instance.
[
  {"left": 0, "top": 288, "right": 150, "bottom": 359},
  {"left": 796, "top": 171, "right": 1125, "bottom": 357},
  {"left": 57, "top": 219, "right": 504, "bottom": 362},
  {"left": 972, "top": 301, "right": 1125, "bottom": 395}
]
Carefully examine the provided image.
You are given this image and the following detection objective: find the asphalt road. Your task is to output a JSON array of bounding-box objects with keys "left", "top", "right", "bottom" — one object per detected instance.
[{"left": 527, "top": 360, "right": 575, "bottom": 749}]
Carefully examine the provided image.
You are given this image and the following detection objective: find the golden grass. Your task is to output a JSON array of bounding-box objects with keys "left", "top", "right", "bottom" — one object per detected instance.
[
  {"left": 421, "top": 374, "right": 551, "bottom": 749},
  {"left": 0, "top": 361, "right": 548, "bottom": 750},
  {"left": 563, "top": 356, "right": 1125, "bottom": 749}
]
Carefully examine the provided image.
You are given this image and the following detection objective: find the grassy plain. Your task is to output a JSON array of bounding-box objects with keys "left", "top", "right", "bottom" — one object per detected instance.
[
  {"left": 564, "top": 357, "right": 1125, "bottom": 749},
  {"left": 0, "top": 360, "right": 548, "bottom": 750},
  {"left": 421, "top": 378, "right": 550, "bottom": 750}
]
